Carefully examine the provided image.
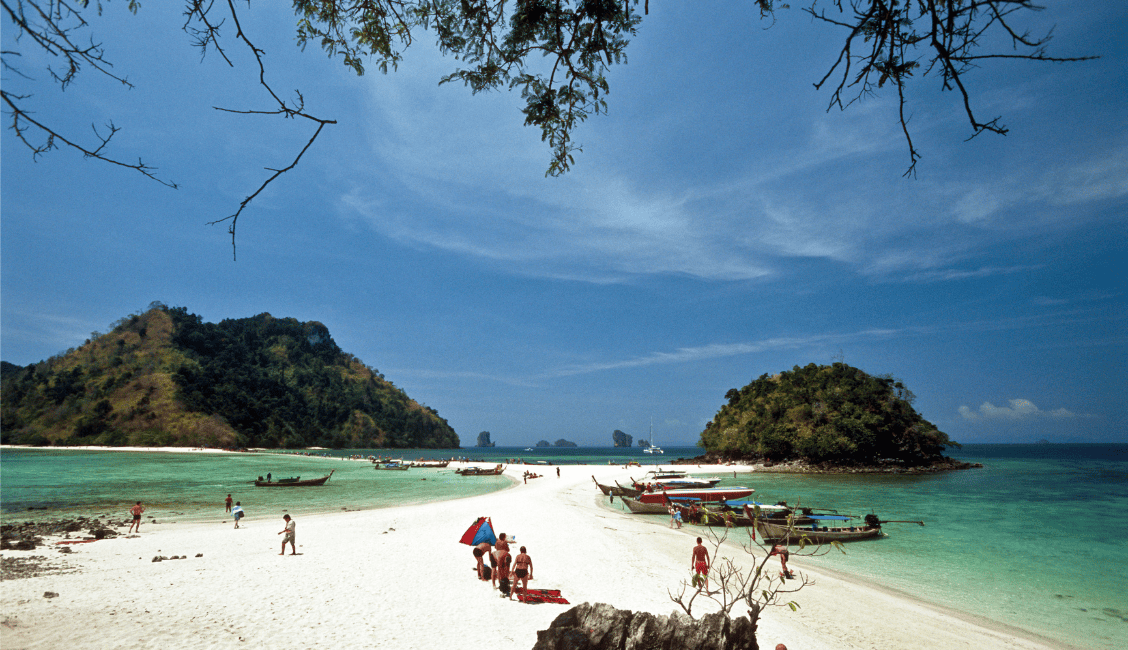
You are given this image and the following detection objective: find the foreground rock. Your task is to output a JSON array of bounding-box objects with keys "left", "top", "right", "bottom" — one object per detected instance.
[
  {"left": 0, "top": 517, "right": 122, "bottom": 551},
  {"left": 533, "top": 602, "right": 757, "bottom": 650}
]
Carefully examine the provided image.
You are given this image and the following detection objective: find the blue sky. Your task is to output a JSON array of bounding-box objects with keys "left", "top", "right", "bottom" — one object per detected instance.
[{"left": 2, "top": 2, "right": 1125, "bottom": 447}]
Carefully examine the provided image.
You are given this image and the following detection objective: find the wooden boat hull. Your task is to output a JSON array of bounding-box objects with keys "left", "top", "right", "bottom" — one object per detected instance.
[
  {"left": 637, "top": 487, "right": 753, "bottom": 504},
  {"left": 455, "top": 465, "right": 506, "bottom": 476},
  {"left": 613, "top": 481, "right": 642, "bottom": 498},
  {"left": 374, "top": 465, "right": 409, "bottom": 470},
  {"left": 592, "top": 476, "right": 613, "bottom": 495},
  {"left": 622, "top": 496, "right": 685, "bottom": 514},
  {"left": 255, "top": 470, "right": 334, "bottom": 487},
  {"left": 755, "top": 520, "right": 883, "bottom": 544}
]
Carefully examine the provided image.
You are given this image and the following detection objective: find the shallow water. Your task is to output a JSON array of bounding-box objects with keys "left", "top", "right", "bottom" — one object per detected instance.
[{"left": 2, "top": 443, "right": 1124, "bottom": 649}]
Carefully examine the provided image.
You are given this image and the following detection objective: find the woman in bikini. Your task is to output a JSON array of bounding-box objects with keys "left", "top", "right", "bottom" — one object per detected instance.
[{"left": 513, "top": 546, "right": 533, "bottom": 595}]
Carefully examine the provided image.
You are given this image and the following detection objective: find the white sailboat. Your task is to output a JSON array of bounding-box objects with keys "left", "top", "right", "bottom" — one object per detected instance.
[{"left": 642, "top": 419, "right": 663, "bottom": 454}]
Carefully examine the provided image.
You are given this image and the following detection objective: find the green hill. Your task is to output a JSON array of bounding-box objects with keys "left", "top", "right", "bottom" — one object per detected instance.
[
  {"left": 0, "top": 304, "right": 459, "bottom": 449},
  {"left": 700, "top": 363, "right": 956, "bottom": 465}
]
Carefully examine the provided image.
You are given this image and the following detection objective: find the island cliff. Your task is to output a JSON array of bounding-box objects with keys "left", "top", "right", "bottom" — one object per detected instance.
[
  {"left": 476, "top": 431, "right": 496, "bottom": 447},
  {"left": 700, "top": 362, "right": 958, "bottom": 467},
  {"left": 611, "top": 430, "right": 632, "bottom": 447},
  {"left": 0, "top": 304, "right": 460, "bottom": 450}
]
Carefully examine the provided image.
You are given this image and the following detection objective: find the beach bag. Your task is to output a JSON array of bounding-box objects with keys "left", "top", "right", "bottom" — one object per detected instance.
[
  {"left": 482, "top": 565, "right": 492, "bottom": 580},
  {"left": 499, "top": 578, "right": 510, "bottom": 596}
]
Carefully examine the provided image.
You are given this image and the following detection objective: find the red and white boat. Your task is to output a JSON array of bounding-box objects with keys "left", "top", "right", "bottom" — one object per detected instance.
[{"left": 636, "top": 486, "right": 754, "bottom": 504}]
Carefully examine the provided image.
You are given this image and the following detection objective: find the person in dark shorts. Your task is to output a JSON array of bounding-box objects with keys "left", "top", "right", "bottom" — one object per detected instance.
[
  {"left": 127, "top": 501, "right": 145, "bottom": 533},
  {"left": 513, "top": 546, "right": 533, "bottom": 594},
  {"left": 473, "top": 541, "right": 491, "bottom": 580},
  {"left": 225, "top": 494, "right": 233, "bottom": 512},
  {"left": 494, "top": 546, "right": 513, "bottom": 598}
]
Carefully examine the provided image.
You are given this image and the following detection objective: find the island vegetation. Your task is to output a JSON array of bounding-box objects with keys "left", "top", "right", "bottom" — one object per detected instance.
[
  {"left": 700, "top": 363, "right": 958, "bottom": 467},
  {"left": 611, "top": 430, "right": 632, "bottom": 447},
  {"left": 0, "top": 304, "right": 459, "bottom": 450}
]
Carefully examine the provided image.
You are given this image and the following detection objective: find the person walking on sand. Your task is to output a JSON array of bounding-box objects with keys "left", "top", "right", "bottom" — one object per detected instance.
[
  {"left": 127, "top": 501, "right": 145, "bottom": 533},
  {"left": 225, "top": 494, "right": 233, "bottom": 513},
  {"left": 770, "top": 544, "right": 793, "bottom": 578},
  {"left": 278, "top": 514, "right": 296, "bottom": 555},
  {"left": 691, "top": 537, "right": 711, "bottom": 591},
  {"left": 232, "top": 502, "right": 245, "bottom": 528},
  {"left": 513, "top": 546, "right": 533, "bottom": 595}
]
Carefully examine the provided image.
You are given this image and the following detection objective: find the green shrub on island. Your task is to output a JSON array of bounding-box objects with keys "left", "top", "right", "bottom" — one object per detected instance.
[
  {"left": 700, "top": 362, "right": 957, "bottom": 466},
  {"left": 0, "top": 304, "right": 459, "bottom": 450}
]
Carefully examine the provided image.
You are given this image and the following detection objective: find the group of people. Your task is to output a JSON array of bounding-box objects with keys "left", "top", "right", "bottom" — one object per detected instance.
[
  {"left": 223, "top": 493, "right": 294, "bottom": 554},
  {"left": 472, "top": 532, "right": 534, "bottom": 599}
]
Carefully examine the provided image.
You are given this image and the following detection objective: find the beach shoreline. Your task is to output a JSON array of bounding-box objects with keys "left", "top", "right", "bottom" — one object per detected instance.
[{"left": 0, "top": 462, "right": 1075, "bottom": 650}]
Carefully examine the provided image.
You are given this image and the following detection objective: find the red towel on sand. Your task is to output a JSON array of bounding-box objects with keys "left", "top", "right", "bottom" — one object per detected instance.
[{"left": 516, "top": 588, "right": 569, "bottom": 605}]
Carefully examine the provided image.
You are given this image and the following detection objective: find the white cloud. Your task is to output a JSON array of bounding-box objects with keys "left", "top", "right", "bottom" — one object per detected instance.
[{"left": 958, "top": 399, "right": 1077, "bottom": 421}]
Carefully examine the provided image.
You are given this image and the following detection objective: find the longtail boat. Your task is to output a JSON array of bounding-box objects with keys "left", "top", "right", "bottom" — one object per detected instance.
[
  {"left": 255, "top": 470, "right": 334, "bottom": 487},
  {"left": 755, "top": 519, "right": 884, "bottom": 544},
  {"left": 410, "top": 459, "right": 450, "bottom": 468},
  {"left": 592, "top": 476, "right": 614, "bottom": 495},
  {"left": 374, "top": 462, "right": 410, "bottom": 471},
  {"left": 636, "top": 486, "right": 753, "bottom": 504},
  {"left": 621, "top": 495, "right": 702, "bottom": 514},
  {"left": 613, "top": 481, "right": 642, "bottom": 498},
  {"left": 455, "top": 464, "right": 506, "bottom": 476}
]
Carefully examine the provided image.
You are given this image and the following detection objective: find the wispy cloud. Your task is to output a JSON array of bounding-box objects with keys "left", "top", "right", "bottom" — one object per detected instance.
[{"left": 958, "top": 399, "right": 1081, "bottom": 421}]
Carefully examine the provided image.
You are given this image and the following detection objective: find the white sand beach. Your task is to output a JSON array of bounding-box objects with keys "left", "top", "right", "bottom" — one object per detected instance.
[{"left": 1, "top": 463, "right": 1070, "bottom": 650}]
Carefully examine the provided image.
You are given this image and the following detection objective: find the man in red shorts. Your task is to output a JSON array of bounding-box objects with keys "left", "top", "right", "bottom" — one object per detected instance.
[{"left": 690, "top": 537, "right": 710, "bottom": 591}]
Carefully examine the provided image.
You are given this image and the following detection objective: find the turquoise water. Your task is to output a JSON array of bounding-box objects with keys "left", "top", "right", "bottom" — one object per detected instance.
[
  {"left": 0, "top": 449, "right": 510, "bottom": 524},
  {"left": 2, "top": 444, "right": 1125, "bottom": 649}
]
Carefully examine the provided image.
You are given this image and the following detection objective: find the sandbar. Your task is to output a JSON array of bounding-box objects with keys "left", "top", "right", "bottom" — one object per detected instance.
[{"left": 0, "top": 463, "right": 1071, "bottom": 649}]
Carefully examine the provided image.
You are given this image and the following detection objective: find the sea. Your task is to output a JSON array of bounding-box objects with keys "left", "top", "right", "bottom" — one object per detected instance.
[{"left": 1, "top": 443, "right": 1125, "bottom": 649}]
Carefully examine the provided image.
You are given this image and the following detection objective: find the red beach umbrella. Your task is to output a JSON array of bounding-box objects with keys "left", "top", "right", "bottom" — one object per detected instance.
[{"left": 459, "top": 516, "right": 497, "bottom": 546}]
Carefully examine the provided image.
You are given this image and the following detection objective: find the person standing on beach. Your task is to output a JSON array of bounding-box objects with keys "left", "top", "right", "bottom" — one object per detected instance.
[
  {"left": 127, "top": 501, "right": 145, "bottom": 533},
  {"left": 691, "top": 537, "right": 711, "bottom": 591},
  {"left": 494, "top": 545, "right": 512, "bottom": 598},
  {"left": 225, "top": 494, "right": 233, "bottom": 513},
  {"left": 513, "top": 546, "right": 533, "bottom": 595},
  {"left": 278, "top": 514, "right": 296, "bottom": 555},
  {"left": 232, "top": 502, "right": 245, "bottom": 528}
]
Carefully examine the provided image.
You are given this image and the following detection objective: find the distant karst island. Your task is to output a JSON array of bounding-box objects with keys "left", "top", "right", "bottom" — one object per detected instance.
[
  {"left": 476, "top": 431, "right": 496, "bottom": 447},
  {"left": 611, "top": 429, "right": 632, "bottom": 447},
  {"left": 0, "top": 303, "right": 460, "bottom": 450},
  {"left": 693, "top": 362, "right": 973, "bottom": 472}
]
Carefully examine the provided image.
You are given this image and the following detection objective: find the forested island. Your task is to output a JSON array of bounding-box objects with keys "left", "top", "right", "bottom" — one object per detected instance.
[
  {"left": 0, "top": 304, "right": 459, "bottom": 449},
  {"left": 698, "top": 363, "right": 960, "bottom": 468}
]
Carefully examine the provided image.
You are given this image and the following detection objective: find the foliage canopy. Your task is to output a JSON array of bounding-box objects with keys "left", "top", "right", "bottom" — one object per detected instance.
[
  {"left": 700, "top": 362, "right": 956, "bottom": 465},
  {"left": 1, "top": 1, "right": 1094, "bottom": 253}
]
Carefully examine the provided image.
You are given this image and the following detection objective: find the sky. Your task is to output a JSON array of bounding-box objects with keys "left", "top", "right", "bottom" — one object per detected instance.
[{"left": 2, "top": 2, "right": 1125, "bottom": 448}]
